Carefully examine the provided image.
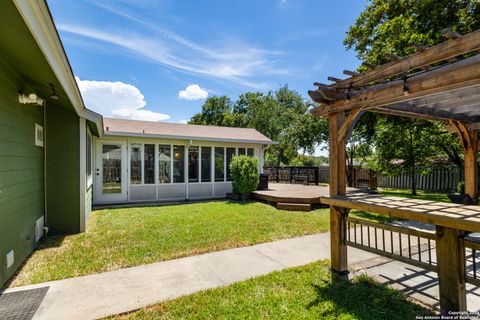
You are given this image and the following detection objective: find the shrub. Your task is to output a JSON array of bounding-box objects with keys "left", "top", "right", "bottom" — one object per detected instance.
[
  {"left": 457, "top": 181, "right": 465, "bottom": 194},
  {"left": 230, "top": 155, "right": 259, "bottom": 196}
]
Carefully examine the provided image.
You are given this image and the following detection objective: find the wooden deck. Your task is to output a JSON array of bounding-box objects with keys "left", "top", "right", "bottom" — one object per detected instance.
[
  {"left": 252, "top": 183, "right": 329, "bottom": 205},
  {"left": 251, "top": 183, "right": 359, "bottom": 211}
]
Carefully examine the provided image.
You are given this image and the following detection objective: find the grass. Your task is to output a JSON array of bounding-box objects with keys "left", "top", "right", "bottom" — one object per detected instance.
[
  {"left": 378, "top": 188, "right": 450, "bottom": 203},
  {"left": 109, "top": 261, "right": 432, "bottom": 320},
  {"left": 8, "top": 201, "right": 330, "bottom": 287}
]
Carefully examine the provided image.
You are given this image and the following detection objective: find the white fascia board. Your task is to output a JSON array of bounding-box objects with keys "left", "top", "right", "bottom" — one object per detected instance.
[
  {"left": 104, "top": 131, "right": 279, "bottom": 145},
  {"left": 13, "top": 0, "right": 104, "bottom": 137}
]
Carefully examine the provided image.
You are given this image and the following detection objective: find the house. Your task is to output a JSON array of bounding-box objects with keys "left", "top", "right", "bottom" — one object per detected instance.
[
  {"left": 0, "top": 1, "right": 275, "bottom": 287},
  {"left": 95, "top": 118, "right": 273, "bottom": 204}
]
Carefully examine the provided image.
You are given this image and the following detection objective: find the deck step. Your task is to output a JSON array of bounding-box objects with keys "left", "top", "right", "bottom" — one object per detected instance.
[{"left": 277, "top": 202, "right": 312, "bottom": 212}]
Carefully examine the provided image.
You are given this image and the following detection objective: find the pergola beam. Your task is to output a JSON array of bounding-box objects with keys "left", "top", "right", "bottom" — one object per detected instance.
[
  {"left": 376, "top": 104, "right": 480, "bottom": 123},
  {"left": 310, "top": 54, "right": 480, "bottom": 116},
  {"left": 321, "top": 29, "right": 480, "bottom": 90}
]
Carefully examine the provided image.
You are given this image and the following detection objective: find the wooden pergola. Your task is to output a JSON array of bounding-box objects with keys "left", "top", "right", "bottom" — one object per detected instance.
[{"left": 309, "top": 29, "right": 480, "bottom": 314}]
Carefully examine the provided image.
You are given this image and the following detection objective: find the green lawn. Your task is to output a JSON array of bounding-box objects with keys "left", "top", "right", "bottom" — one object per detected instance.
[
  {"left": 8, "top": 201, "right": 330, "bottom": 287},
  {"left": 378, "top": 188, "right": 450, "bottom": 202},
  {"left": 110, "top": 261, "right": 432, "bottom": 320}
]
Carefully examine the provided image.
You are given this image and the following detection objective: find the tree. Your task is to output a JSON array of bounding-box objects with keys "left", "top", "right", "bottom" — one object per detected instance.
[
  {"left": 190, "top": 86, "right": 328, "bottom": 166},
  {"left": 189, "top": 96, "right": 234, "bottom": 127},
  {"left": 344, "top": 0, "right": 480, "bottom": 193},
  {"left": 344, "top": 0, "right": 480, "bottom": 65},
  {"left": 372, "top": 117, "right": 439, "bottom": 195}
]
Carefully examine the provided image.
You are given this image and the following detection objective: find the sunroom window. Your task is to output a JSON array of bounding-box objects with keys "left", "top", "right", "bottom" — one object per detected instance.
[
  {"left": 130, "top": 144, "right": 142, "bottom": 184},
  {"left": 144, "top": 144, "right": 155, "bottom": 184},
  {"left": 215, "top": 147, "right": 225, "bottom": 182},
  {"left": 173, "top": 145, "right": 185, "bottom": 183},
  {"left": 201, "top": 146, "right": 212, "bottom": 182},
  {"left": 188, "top": 146, "right": 199, "bottom": 183},
  {"left": 158, "top": 144, "right": 171, "bottom": 183},
  {"left": 226, "top": 147, "right": 235, "bottom": 181}
]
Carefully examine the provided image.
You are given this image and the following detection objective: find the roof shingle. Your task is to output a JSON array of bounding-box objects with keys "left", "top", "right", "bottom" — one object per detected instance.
[{"left": 103, "top": 118, "right": 275, "bottom": 144}]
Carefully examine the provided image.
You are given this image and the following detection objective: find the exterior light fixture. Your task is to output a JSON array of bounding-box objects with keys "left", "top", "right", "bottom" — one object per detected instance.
[
  {"left": 18, "top": 93, "right": 46, "bottom": 106},
  {"left": 403, "top": 75, "right": 410, "bottom": 96}
]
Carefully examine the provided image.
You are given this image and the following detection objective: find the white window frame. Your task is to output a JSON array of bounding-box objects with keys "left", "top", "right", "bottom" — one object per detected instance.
[
  {"left": 129, "top": 143, "right": 144, "bottom": 185},
  {"left": 35, "top": 123, "right": 44, "bottom": 147},
  {"left": 86, "top": 130, "right": 93, "bottom": 188}
]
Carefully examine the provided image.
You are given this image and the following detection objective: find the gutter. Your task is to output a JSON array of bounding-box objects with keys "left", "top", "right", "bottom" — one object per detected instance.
[{"left": 104, "top": 131, "right": 279, "bottom": 145}]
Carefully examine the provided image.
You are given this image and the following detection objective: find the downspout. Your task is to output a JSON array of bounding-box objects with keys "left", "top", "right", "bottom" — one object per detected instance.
[
  {"left": 261, "top": 144, "right": 271, "bottom": 173},
  {"left": 185, "top": 140, "right": 191, "bottom": 200},
  {"left": 43, "top": 103, "right": 48, "bottom": 234}
]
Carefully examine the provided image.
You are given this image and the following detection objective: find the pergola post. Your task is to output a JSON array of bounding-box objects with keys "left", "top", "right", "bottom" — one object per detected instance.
[
  {"left": 328, "top": 111, "right": 348, "bottom": 274},
  {"left": 464, "top": 130, "right": 478, "bottom": 203},
  {"left": 435, "top": 226, "right": 467, "bottom": 314}
]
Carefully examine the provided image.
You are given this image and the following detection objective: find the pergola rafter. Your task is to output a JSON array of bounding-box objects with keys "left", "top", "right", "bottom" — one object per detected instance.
[{"left": 308, "top": 29, "right": 480, "bottom": 315}]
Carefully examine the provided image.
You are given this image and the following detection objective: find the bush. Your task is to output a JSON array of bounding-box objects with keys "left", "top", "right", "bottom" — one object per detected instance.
[
  {"left": 457, "top": 181, "right": 465, "bottom": 194},
  {"left": 230, "top": 155, "right": 259, "bottom": 196}
]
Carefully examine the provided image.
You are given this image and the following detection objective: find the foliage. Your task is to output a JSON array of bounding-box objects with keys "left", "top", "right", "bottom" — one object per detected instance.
[
  {"left": 344, "top": 0, "right": 480, "bottom": 193},
  {"left": 344, "top": 0, "right": 480, "bottom": 65},
  {"left": 229, "top": 156, "right": 259, "bottom": 196},
  {"left": 190, "top": 85, "right": 328, "bottom": 165},
  {"left": 111, "top": 261, "right": 432, "bottom": 320},
  {"left": 9, "top": 202, "right": 330, "bottom": 287},
  {"left": 457, "top": 181, "right": 465, "bottom": 194},
  {"left": 371, "top": 117, "right": 439, "bottom": 195},
  {"left": 289, "top": 154, "right": 327, "bottom": 167}
]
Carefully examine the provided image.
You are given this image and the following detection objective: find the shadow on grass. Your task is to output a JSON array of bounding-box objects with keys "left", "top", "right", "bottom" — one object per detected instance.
[{"left": 307, "top": 274, "right": 433, "bottom": 319}]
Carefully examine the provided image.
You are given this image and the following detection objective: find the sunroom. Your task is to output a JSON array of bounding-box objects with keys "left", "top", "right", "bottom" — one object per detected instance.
[{"left": 92, "top": 118, "right": 276, "bottom": 204}]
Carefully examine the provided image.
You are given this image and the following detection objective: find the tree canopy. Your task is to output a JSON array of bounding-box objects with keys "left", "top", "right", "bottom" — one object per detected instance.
[
  {"left": 344, "top": 0, "right": 480, "bottom": 65},
  {"left": 189, "top": 86, "right": 327, "bottom": 166},
  {"left": 343, "top": 0, "right": 479, "bottom": 193}
]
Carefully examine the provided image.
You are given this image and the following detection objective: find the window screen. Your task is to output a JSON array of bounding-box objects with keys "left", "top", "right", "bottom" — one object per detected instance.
[
  {"left": 188, "top": 146, "right": 199, "bottom": 182},
  {"left": 158, "top": 144, "right": 171, "bottom": 183},
  {"left": 173, "top": 145, "right": 185, "bottom": 183},
  {"left": 130, "top": 144, "right": 142, "bottom": 184},
  {"left": 215, "top": 147, "right": 225, "bottom": 182},
  {"left": 226, "top": 147, "right": 235, "bottom": 181},
  {"left": 144, "top": 144, "right": 155, "bottom": 184},
  {"left": 201, "top": 147, "right": 212, "bottom": 182}
]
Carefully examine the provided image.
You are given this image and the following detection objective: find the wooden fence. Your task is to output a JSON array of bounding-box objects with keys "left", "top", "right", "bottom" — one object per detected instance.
[
  {"left": 313, "top": 166, "right": 464, "bottom": 192},
  {"left": 377, "top": 167, "right": 464, "bottom": 192}
]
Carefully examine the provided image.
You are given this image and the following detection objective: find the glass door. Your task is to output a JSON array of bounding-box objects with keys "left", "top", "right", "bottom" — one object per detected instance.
[{"left": 95, "top": 141, "right": 127, "bottom": 203}]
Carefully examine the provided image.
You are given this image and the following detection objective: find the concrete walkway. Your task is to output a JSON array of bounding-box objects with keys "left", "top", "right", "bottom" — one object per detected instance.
[{"left": 4, "top": 233, "right": 480, "bottom": 319}]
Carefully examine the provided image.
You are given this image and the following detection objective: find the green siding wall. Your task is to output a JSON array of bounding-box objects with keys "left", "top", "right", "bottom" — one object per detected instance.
[
  {"left": 46, "top": 104, "right": 80, "bottom": 235},
  {"left": 0, "top": 63, "right": 45, "bottom": 287}
]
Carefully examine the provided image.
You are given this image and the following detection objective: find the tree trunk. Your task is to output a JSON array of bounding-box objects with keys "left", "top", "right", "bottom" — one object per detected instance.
[{"left": 409, "top": 126, "right": 417, "bottom": 195}]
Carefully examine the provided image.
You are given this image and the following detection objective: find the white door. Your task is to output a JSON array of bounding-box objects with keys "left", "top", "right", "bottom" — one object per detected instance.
[{"left": 95, "top": 141, "right": 128, "bottom": 203}]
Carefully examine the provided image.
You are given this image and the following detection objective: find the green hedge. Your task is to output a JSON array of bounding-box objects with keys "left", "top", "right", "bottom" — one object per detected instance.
[{"left": 230, "top": 155, "right": 259, "bottom": 196}]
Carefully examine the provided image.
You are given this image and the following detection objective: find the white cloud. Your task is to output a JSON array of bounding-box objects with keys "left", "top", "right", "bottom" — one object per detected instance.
[
  {"left": 58, "top": 11, "right": 287, "bottom": 89},
  {"left": 178, "top": 84, "right": 208, "bottom": 100},
  {"left": 75, "top": 76, "right": 170, "bottom": 121},
  {"left": 179, "top": 119, "right": 188, "bottom": 124}
]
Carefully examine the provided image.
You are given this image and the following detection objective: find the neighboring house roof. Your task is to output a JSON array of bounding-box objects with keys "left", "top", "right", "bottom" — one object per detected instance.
[{"left": 103, "top": 118, "right": 277, "bottom": 144}]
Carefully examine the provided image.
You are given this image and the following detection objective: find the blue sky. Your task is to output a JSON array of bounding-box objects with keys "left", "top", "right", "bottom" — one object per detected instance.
[{"left": 48, "top": 0, "right": 366, "bottom": 125}]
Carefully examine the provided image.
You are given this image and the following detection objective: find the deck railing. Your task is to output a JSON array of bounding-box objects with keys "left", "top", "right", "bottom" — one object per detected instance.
[
  {"left": 263, "top": 166, "right": 319, "bottom": 185},
  {"left": 346, "top": 217, "right": 480, "bottom": 286}
]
